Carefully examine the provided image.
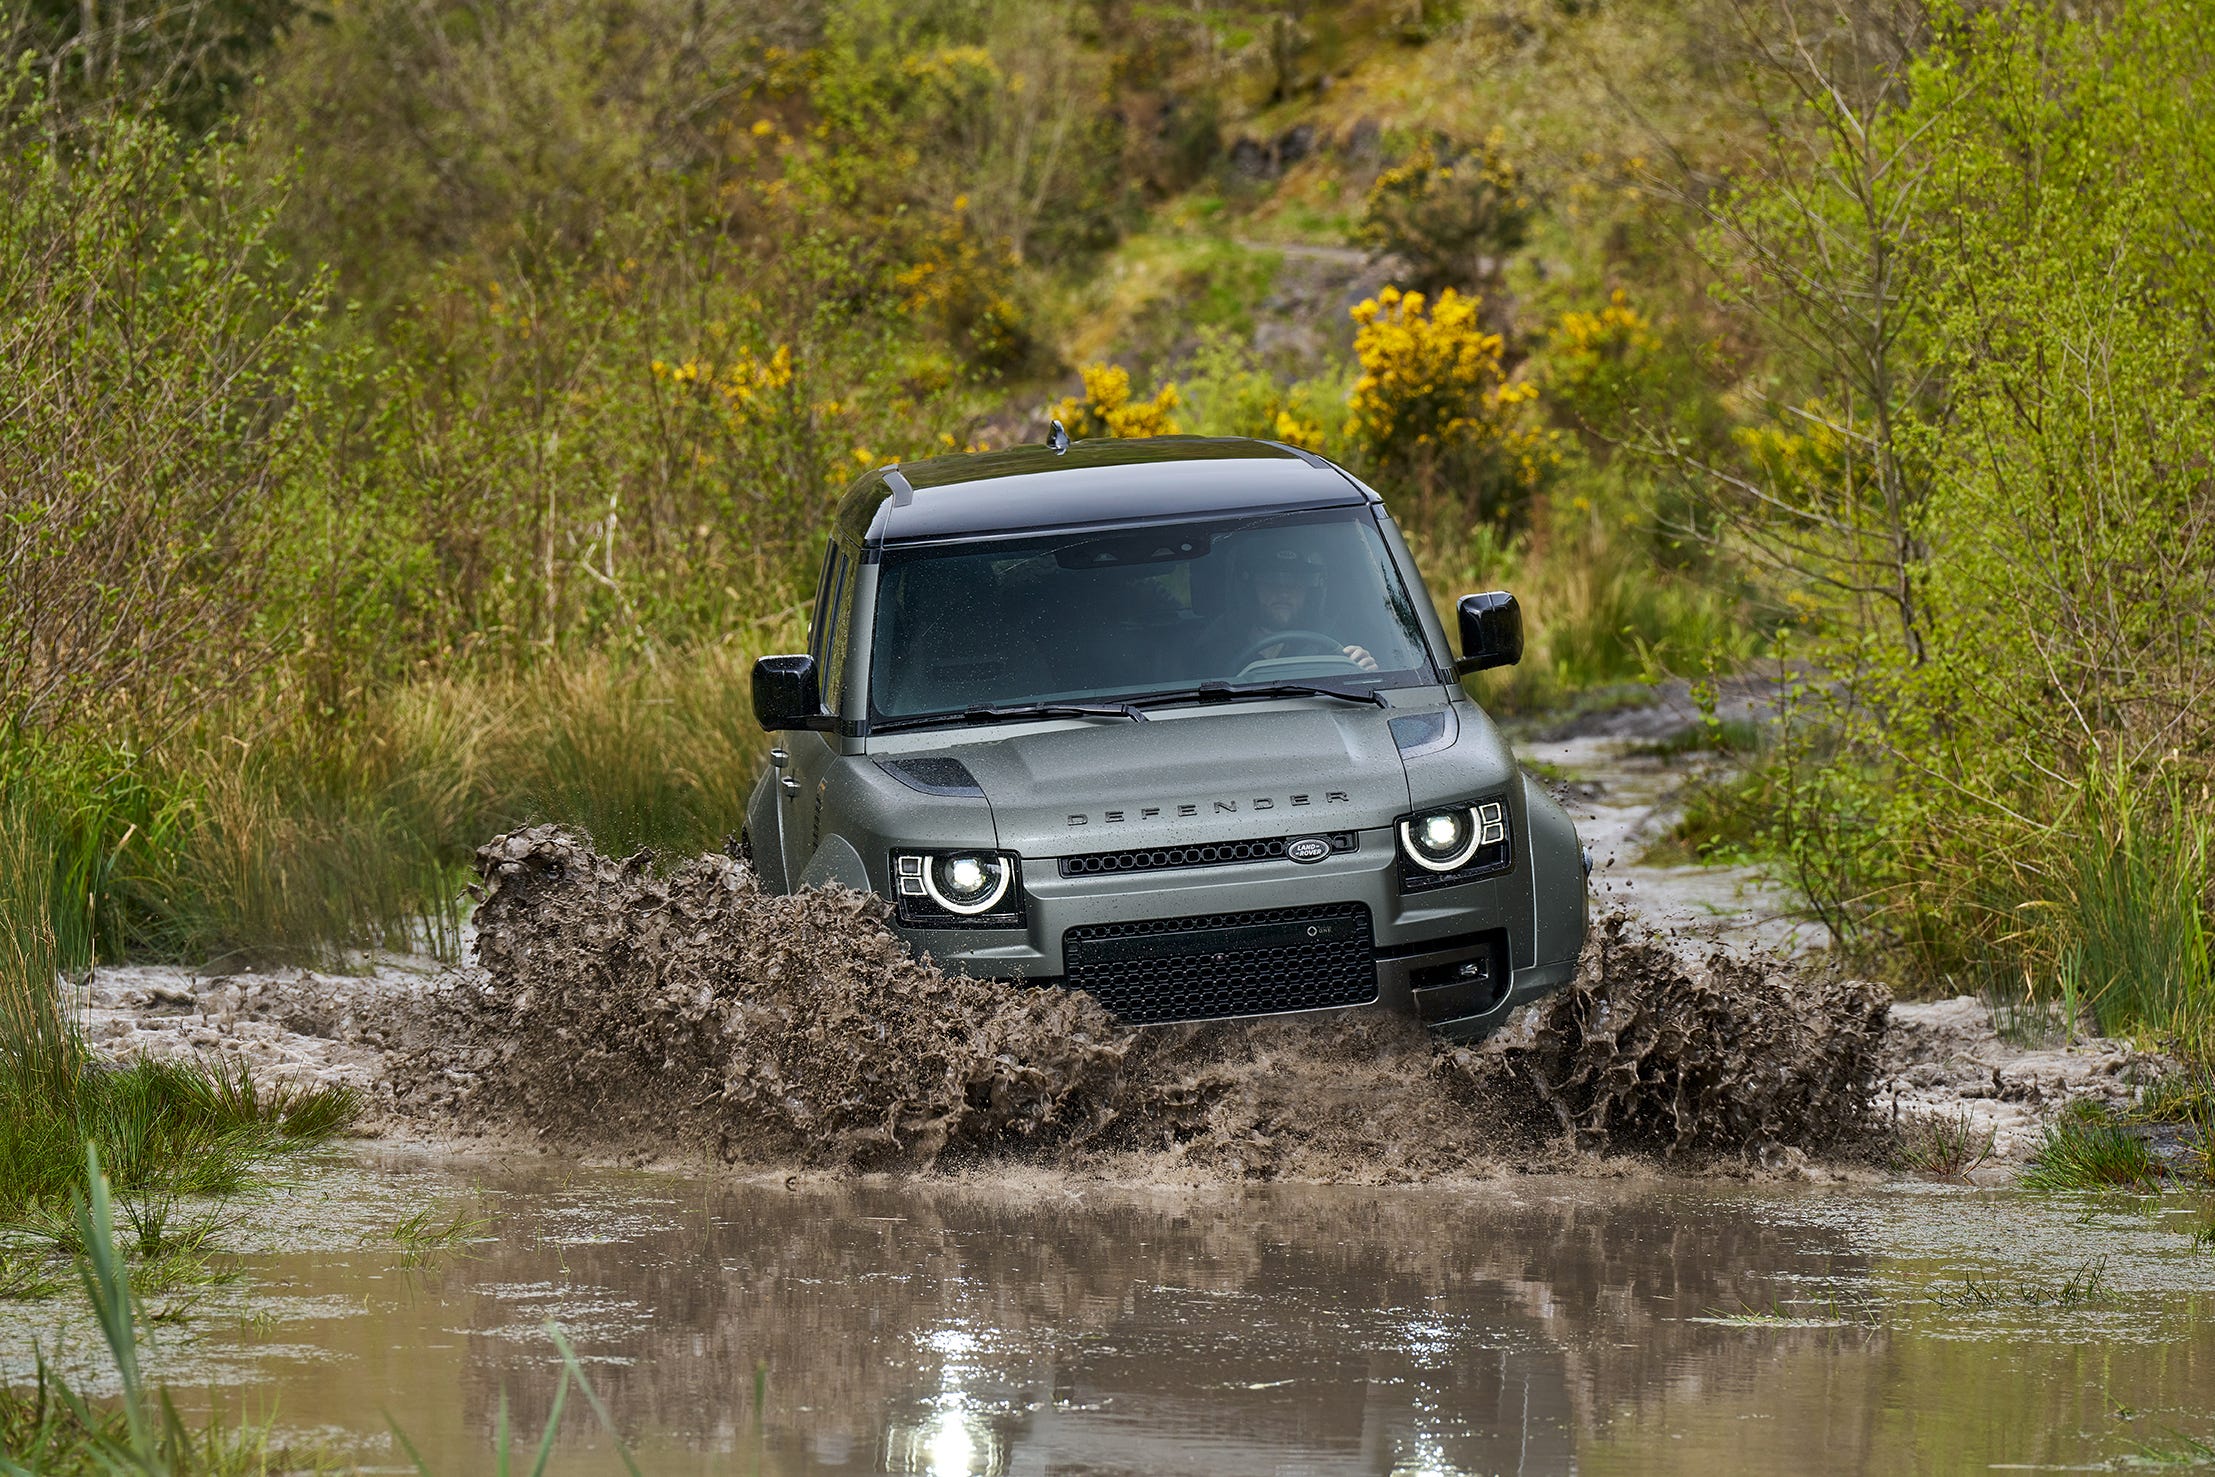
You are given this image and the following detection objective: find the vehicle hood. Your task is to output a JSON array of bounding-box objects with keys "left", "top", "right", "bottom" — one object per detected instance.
[{"left": 942, "top": 706, "right": 1413, "bottom": 858}]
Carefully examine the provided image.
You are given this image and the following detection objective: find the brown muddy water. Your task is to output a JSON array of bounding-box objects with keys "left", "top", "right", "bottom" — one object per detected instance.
[{"left": 7, "top": 1150, "right": 2213, "bottom": 1474}]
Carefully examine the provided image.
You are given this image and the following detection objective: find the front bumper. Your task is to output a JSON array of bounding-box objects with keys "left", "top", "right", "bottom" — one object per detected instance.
[{"left": 886, "top": 824, "right": 1575, "bottom": 1037}]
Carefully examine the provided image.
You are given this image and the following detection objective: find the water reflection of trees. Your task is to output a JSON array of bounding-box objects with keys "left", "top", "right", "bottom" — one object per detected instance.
[{"left": 454, "top": 1177, "right": 1877, "bottom": 1473}]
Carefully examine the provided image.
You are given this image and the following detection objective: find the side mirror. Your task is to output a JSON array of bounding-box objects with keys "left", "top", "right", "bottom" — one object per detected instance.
[
  {"left": 1454, "top": 591, "right": 1524, "bottom": 675},
  {"left": 752, "top": 654, "right": 825, "bottom": 731}
]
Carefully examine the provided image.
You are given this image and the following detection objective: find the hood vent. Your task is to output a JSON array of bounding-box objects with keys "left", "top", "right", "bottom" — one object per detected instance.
[
  {"left": 876, "top": 756, "right": 986, "bottom": 798},
  {"left": 1389, "top": 709, "right": 1455, "bottom": 758}
]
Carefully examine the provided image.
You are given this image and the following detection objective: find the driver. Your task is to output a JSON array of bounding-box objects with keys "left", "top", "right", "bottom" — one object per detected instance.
[{"left": 1202, "top": 530, "right": 1378, "bottom": 675}]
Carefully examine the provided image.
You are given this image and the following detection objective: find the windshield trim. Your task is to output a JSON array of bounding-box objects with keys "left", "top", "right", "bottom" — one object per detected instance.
[{"left": 857, "top": 676, "right": 1433, "bottom": 737}]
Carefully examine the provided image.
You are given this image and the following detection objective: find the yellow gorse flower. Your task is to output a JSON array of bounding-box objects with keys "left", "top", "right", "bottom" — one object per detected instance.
[
  {"left": 1272, "top": 408, "right": 1325, "bottom": 452},
  {"left": 1347, "top": 287, "right": 1543, "bottom": 477},
  {"left": 894, "top": 212, "right": 1029, "bottom": 371},
  {"left": 1052, "top": 363, "right": 1182, "bottom": 439},
  {"left": 650, "top": 342, "right": 795, "bottom": 430}
]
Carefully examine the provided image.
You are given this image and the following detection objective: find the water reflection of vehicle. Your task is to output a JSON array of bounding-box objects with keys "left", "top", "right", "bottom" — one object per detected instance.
[
  {"left": 744, "top": 433, "right": 1588, "bottom": 1038},
  {"left": 438, "top": 1176, "right": 1874, "bottom": 1475}
]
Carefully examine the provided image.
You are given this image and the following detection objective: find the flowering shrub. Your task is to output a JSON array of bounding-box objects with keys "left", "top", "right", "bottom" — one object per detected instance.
[
  {"left": 1053, "top": 363, "right": 1181, "bottom": 438},
  {"left": 1272, "top": 408, "right": 1325, "bottom": 451},
  {"left": 1348, "top": 286, "right": 1548, "bottom": 514},
  {"left": 1357, "top": 133, "right": 1532, "bottom": 290},
  {"left": 650, "top": 344, "right": 795, "bottom": 431},
  {"left": 1541, "top": 290, "right": 1662, "bottom": 432},
  {"left": 894, "top": 204, "right": 1032, "bottom": 373}
]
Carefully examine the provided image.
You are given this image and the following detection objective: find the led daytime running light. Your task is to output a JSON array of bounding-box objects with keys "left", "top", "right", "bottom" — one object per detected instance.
[
  {"left": 920, "top": 854, "right": 1012, "bottom": 915},
  {"left": 1399, "top": 805, "right": 1496, "bottom": 872}
]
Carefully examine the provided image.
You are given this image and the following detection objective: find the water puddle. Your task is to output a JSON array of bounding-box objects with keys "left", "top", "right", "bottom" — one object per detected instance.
[{"left": 7, "top": 1150, "right": 2210, "bottom": 1473}]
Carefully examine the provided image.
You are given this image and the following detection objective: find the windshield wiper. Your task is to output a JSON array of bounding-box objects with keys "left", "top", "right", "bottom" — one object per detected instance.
[
  {"left": 1134, "top": 680, "right": 1389, "bottom": 711},
  {"left": 872, "top": 702, "right": 1149, "bottom": 734}
]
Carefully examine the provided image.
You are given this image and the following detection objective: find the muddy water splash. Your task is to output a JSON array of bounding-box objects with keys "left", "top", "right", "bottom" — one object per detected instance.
[
  {"left": 1470, "top": 912, "right": 1890, "bottom": 1158},
  {"left": 394, "top": 828, "right": 1889, "bottom": 1178}
]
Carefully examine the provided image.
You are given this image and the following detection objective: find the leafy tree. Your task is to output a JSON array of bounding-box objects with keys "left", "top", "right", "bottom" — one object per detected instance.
[{"left": 1, "top": 0, "right": 300, "bottom": 132}]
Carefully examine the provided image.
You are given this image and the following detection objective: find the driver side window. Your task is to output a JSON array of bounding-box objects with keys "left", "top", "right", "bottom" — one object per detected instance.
[
  {"left": 822, "top": 545, "right": 858, "bottom": 708},
  {"left": 808, "top": 546, "right": 854, "bottom": 713}
]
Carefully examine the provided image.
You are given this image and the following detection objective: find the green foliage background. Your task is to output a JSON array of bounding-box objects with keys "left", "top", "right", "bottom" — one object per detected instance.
[{"left": 0, "top": 0, "right": 2207, "bottom": 1048}]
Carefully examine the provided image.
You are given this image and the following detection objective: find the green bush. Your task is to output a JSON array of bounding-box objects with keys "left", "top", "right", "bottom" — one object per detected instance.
[
  {"left": 0, "top": 86, "right": 328, "bottom": 749},
  {"left": 1355, "top": 133, "right": 1532, "bottom": 292},
  {"left": 1673, "top": 0, "right": 2215, "bottom": 1042}
]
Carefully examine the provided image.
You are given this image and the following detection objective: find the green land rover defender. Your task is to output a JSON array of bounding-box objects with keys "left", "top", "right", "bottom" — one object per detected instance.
[{"left": 744, "top": 434, "right": 1587, "bottom": 1038}]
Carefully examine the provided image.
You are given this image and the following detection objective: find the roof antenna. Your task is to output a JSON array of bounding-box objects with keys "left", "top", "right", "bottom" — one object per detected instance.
[{"left": 1047, "top": 419, "right": 1070, "bottom": 455}]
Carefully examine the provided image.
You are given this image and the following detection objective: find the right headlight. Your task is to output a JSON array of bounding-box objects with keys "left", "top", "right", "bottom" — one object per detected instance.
[
  {"left": 1402, "top": 808, "right": 1481, "bottom": 871},
  {"left": 1397, "top": 799, "right": 1511, "bottom": 888},
  {"left": 891, "top": 850, "right": 1025, "bottom": 926}
]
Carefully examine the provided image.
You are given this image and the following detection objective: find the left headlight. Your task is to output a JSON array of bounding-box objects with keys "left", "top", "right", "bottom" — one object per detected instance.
[
  {"left": 892, "top": 850, "right": 1024, "bottom": 926},
  {"left": 1397, "top": 799, "right": 1511, "bottom": 887}
]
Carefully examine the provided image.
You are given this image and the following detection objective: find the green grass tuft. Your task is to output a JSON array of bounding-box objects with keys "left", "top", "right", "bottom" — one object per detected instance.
[
  {"left": 1891, "top": 1109, "right": 1997, "bottom": 1178},
  {"left": 2022, "top": 1112, "right": 2166, "bottom": 1193},
  {"left": 3, "top": 803, "right": 360, "bottom": 1292},
  {"left": 0, "top": 1146, "right": 313, "bottom": 1476},
  {"left": 1929, "top": 1256, "right": 2110, "bottom": 1311},
  {"left": 2121, "top": 1428, "right": 2215, "bottom": 1468},
  {"left": 0, "top": 1056, "right": 361, "bottom": 1235}
]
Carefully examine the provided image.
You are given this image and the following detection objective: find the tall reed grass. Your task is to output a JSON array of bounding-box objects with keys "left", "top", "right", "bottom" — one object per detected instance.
[
  {"left": 15, "top": 623, "right": 800, "bottom": 972},
  {"left": 0, "top": 805, "right": 83, "bottom": 1104},
  {"left": 2, "top": 803, "right": 359, "bottom": 1243},
  {"left": 2053, "top": 765, "right": 2214, "bottom": 1053}
]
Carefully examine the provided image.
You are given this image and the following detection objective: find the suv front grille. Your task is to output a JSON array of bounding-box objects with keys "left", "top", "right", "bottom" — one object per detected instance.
[
  {"left": 1058, "top": 832, "right": 1355, "bottom": 878},
  {"left": 1060, "top": 903, "right": 1376, "bottom": 1023}
]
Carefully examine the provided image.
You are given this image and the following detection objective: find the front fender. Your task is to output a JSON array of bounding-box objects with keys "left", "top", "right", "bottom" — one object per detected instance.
[
  {"left": 797, "top": 832, "right": 871, "bottom": 892},
  {"left": 1521, "top": 770, "right": 1586, "bottom": 972},
  {"left": 746, "top": 769, "right": 790, "bottom": 893}
]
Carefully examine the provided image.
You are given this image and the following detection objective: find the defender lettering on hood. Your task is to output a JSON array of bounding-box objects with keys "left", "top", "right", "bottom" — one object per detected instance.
[
  {"left": 744, "top": 432, "right": 1587, "bottom": 1040},
  {"left": 1065, "top": 791, "right": 1351, "bottom": 826}
]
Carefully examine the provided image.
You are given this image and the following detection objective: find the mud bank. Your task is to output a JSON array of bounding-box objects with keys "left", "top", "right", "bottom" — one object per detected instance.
[
  {"left": 1880, "top": 996, "right": 2170, "bottom": 1158},
  {"left": 81, "top": 960, "right": 430, "bottom": 1112},
  {"left": 355, "top": 827, "right": 1890, "bottom": 1181}
]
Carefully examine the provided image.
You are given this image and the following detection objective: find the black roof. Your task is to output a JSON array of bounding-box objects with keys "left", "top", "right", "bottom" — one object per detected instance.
[{"left": 832, "top": 436, "right": 1375, "bottom": 547}]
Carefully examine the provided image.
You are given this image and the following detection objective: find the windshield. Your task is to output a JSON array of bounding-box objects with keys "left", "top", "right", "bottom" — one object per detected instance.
[{"left": 867, "top": 506, "right": 1438, "bottom": 724}]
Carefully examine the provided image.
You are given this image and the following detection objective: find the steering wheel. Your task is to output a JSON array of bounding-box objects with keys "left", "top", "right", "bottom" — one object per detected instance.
[{"left": 1228, "top": 629, "right": 1346, "bottom": 669}]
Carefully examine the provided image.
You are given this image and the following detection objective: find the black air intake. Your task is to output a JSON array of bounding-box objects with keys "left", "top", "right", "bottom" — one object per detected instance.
[{"left": 1059, "top": 902, "right": 1376, "bottom": 1023}]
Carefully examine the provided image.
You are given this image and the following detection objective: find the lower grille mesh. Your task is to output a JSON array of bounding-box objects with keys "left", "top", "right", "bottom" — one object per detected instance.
[{"left": 1060, "top": 903, "right": 1376, "bottom": 1024}]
